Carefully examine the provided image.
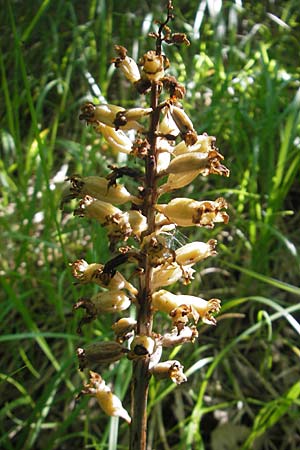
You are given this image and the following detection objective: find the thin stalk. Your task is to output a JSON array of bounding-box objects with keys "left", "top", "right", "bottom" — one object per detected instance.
[{"left": 129, "top": 81, "right": 160, "bottom": 450}]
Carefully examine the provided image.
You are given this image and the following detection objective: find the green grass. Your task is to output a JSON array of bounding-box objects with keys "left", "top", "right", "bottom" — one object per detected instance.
[{"left": 1, "top": 0, "right": 300, "bottom": 449}]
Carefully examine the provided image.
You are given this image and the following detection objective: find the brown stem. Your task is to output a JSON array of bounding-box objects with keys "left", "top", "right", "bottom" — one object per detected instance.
[{"left": 129, "top": 82, "right": 160, "bottom": 450}]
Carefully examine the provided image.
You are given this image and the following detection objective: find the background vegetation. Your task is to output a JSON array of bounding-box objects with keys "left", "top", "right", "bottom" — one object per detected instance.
[{"left": 1, "top": 0, "right": 300, "bottom": 449}]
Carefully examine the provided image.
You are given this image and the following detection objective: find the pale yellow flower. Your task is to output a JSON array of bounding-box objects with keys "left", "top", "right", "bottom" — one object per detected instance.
[
  {"left": 94, "top": 122, "right": 133, "bottom": 154},
  {"left": 80, "top": 102, "right": 145, "bottom": 131},
  {"left": 91, "top": 290, "right": 131, "bottom": 313},
  {"left": 74, "top": 195, "right": 122, "bottom": 224},
  {"left": 173, "top": 133, "right": 217, "bottom": 156},
  {"left": 71, "top": 259, "right": 138, "bottom": 295},
  {"left": 150, "top": 360, "right": 187, "bottom": 384},
  {"left": 152, "top": 262, "right": 195, "bottom": 289},
  {"left": 113, "top": 45, "right": 141, "bottom": 84},
  {"left": 169, "top": 104, "right": 197, "bottom": 145},
  {"left": 67, "top": 175, "right": 141, "bottom": 205},
  {"left": 158, "top": 109, "right": 180, "bottom": 136},
  {"left": 152, "top": 289, "right": 221, "bottom": 325},
  {"left": 140, "top": 50, "right": 169, "bottom": 81},
  {"left": 175, "top": 239, "right": 218, "bottom": 266},
  {"left": 81, "top": 371, "right": 131, "bottom": 423},
  {"left": 155, "top": 197, "right": 229, "bottom": 228}
]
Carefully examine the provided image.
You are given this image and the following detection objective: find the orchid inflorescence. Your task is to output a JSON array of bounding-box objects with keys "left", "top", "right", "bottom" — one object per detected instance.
[{"left": 63, "top": 1, "right": 229, "bottom": 436}]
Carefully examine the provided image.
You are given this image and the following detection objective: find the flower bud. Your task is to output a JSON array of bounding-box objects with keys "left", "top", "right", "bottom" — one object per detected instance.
[
  {"left": 175, "top": 239, "right": 217, "bottom": 266},
  {"left": 150, "top": 360, "right": 187, "bottom": 384},
  {"left": 81, "top": 371, "right": 131, "bottom": 423},
  {"left": 155, "top": 197, "right": 229, "bottom": 228},
  {"left": 113, "top": 45, "right": 141, "bottom": 84},
  {"left": 74, "top": 196, "right": 122, "bottom": 224},
  {"left": 77, "top": 342, "right": 128, "bottom": 369},
  {"left": 67, "top": 175, "right": 141, "bottom": 205}
]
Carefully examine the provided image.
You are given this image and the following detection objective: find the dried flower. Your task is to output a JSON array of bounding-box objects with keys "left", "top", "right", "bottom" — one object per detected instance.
[
  {"left": 80, "top": 371, "right": 131, "bottom": 423},
  {"left": 162, "top": 75, "right": 186, "bottom": 99},
  {"left": 77, "top": 342, "right": 128, "bottom": 370},
  {"left": 150, "top": 360, "right": 187, "bottom": 384},
  {"left": 169, "top": 304, "right": 199, "bottom": 330},
  {"left": 71, "top": 259, "right": 138, "bottom": 295},
  {"left": 160, "top": 326, "right": 198, "bottom": 347}
]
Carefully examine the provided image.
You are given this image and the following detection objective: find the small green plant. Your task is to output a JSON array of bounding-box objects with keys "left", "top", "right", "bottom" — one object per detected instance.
[{"left": 62, "top": 2, "right": 229, "bottom": 449}]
